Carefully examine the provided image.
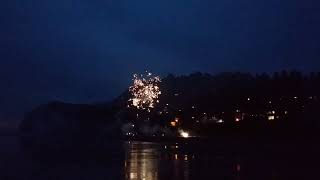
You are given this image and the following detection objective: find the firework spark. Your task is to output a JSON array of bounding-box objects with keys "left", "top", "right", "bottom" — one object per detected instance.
[{"left": 128, "top": 72, "right": 161, "bottom": 111}]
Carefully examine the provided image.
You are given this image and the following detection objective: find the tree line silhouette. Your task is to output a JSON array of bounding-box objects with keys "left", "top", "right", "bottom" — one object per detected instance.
[{"left": 121, "top": 70, "right": 320, "bottom": 137}]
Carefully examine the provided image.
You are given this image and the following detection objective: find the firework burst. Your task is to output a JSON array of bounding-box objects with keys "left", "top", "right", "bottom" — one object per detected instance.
[{"left": 128, "top": 72, "right": 161, "bottom": 111}]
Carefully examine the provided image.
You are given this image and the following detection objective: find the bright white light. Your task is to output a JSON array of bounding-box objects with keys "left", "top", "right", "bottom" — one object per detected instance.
[
  {"left": 217, "top": 119, "right": 224, "bottom": 123},
  {"left": 181, "top": 132, "right": 189, "bottom": 138},
  {"left": 179, "top": 130, "right": 190, "bottom": 138},
  {"left": 268, "top": 115, "right": 275, "bottom": 120}
]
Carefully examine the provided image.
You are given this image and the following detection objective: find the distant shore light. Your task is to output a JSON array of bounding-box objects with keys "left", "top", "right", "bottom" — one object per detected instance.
[
  {"left": 179, "top": 130, "right": 190, "bottom": 138},
  {"left": 268, "top": 115, "right": 275, "bottom": 120}
]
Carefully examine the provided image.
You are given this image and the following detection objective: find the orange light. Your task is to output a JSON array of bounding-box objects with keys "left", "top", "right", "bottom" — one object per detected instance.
[{"left": 170, "top": 121, "right": 177, "bottom": 127}]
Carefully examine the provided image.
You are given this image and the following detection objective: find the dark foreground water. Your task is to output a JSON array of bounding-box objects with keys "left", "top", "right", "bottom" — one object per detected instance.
[{"left": 0, "top": 135, "right": 319, "bottom": 179}]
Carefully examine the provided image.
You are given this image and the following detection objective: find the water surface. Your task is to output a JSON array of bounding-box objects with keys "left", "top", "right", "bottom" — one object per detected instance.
[{"left": 0, "top": 136, "right": 319, "bottom": 179}]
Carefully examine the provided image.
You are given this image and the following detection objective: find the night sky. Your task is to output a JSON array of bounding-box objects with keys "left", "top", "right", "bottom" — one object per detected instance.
[{"left": 1, "top": 0, "right": 320, "bottom": 123}]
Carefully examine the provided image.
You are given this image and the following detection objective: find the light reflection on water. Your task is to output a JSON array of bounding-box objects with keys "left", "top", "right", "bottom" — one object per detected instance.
[
  {"left": 122, "top": 141, "right": 276, "bottom": 180},
  {"left": 124, "top": 142, "right": 193, "bottom": 180},
  {"left": 0, "top": 136, "right": 318, "bottom": 179},
  {"left": 125, "top": 142, "right": 162, "bottom": 180}
]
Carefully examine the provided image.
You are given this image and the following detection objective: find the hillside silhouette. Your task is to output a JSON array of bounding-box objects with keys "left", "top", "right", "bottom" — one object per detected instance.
[{"left": 20, "top": 70, "right": 320, "bottom": 146}]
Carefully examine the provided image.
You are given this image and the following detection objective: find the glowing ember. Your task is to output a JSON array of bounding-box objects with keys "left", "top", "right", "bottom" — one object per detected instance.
[
  {"left": 170, "top": 121, "right": 177, "bottom": 127},
  {"left": 128, "top": 72, "right": 161, "bottom": 111}
]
